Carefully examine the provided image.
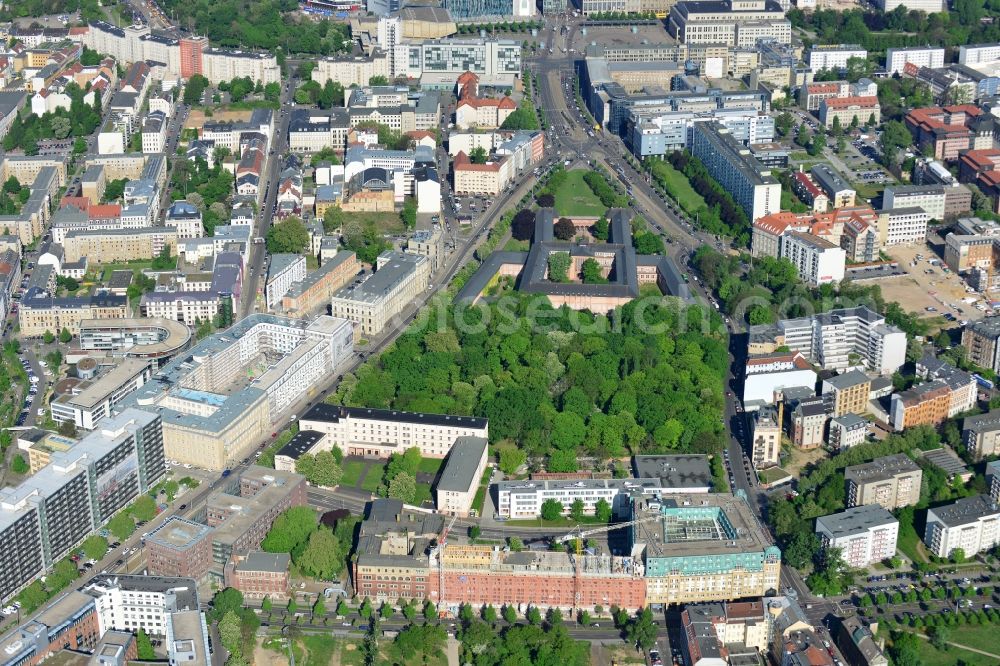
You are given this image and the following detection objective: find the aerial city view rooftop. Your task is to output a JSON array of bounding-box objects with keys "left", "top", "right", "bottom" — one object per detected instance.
[{"left": 0, "top": 0, "right": 999, "bottom": 664}]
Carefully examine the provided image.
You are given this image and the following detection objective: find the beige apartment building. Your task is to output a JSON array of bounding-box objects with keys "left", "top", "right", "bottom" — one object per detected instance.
[
  {"left": 822, "top": 370, "right": 871, "bottom": 417},
  {"left": 19, "top": 292, "right": 130, "bottom": 337},
  {"left": 750, "top": 405, "right": 781, "bottom": 469},
  {"left": 312, "top": 50, "right": 390, "bottom": 88},
  {"left": 435, "top": 436, "right": 489, "bottom": 517},
  {"left": 330, "top": 251, "right": 430, "bottom": 337},
  {"left": 844, "top": 454, "right": 922, "bottom": 510},
  {"left": 62, "top": 227, "right": 178, "bottom": 263},
  {"left": 453, "top": 153, "right": 513, "bottom": 196},
  {"left": 281, "top": 251, "right": 359, "bottom": 318}
]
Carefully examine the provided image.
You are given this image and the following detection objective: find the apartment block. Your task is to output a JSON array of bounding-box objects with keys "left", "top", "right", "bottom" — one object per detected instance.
[
  {"left": 0, "top": 410, "right": 164, "bottom": 601},
  {"left": 123, "top": 315, "right": 353, "bottom": 470},
  {"left": 748, "top": 306, "right": 906, "bottom": 375},
  {"left": 83, "top": 574, "right": 200, "bottom": 637},
  {"left": 962, "top": 316, "right": 1000, "bottom": 373},
  {"left": 815, "top": 505, "right": 898, "bottom": 568},
  {"left": 742, "top": 351, "right": 817, "bottom": 411},
  {"left": 885, "top": 47, "right": 945, "bottom": 76},
  {"left": 916, "top": 354, "right": 978, "bottom": 417},
  {"left": 875, "top": 207, "right": 929, "bottom": 246},
  {"left": 62, "top": 226, "right": 177, "bottom": 264},
  {"left": 50, "top": 358, "right": 153, "bottom": 430},
  {"left": 822, "top": 370, "right": 871, "bottom": 417},
  {"left": 690, "top": 122, "right": 781, "bottom": 223},
  {"left": 905, "top": 105, "right": 993, "bottom": 162},
  {"left": 667, "top": 0, "right": 790, "bottom": 48},
  {"left": 845, "top": 454, "right": 922, "bottom": 510},
  {"left": 281, "top": 251, "right": 360, "bottom": 319},
  {"left": 19, "top": 290, "right": 129, "bottom": 338},
  {"left": 890, "top": 380, "right": 952, "bottom": 431},
  {"left": 819, "top": 96, "right": 880, "bottom": 129},
  {"left": 294, "top": 403, "right": 488, "bottom": 463},
  {"left": 0, "top": 591, "right": 101, "bottom": 665},
  {"left": 812, "top": 164, "right": 855, "bottom": 209},
  {"left": 964, "top": 410, "right": 1000, "bottom": 460},
  {"left": 750, "top": 405, "right": 781, "bottom": 469},
  {"left": 435, "top": 436, "right": 489, "bottom": 517},
  {"left": 924, "top": 494, "right": 1000, "bottom": 558},
  {"left": 828, "top": 413, "right": 868, "bottom": 451},
  {"left": 329, "top": 251, "right": 430, "bottom": 337},
  {"left": 791, "top": 396, "right": 827, "bottom": 449},
  {"left": 633, "top": 495, "right": 781, "bottom": 605}
]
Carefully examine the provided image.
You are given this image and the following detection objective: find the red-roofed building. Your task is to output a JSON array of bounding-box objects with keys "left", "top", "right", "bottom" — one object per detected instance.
[
  {"left": 906, "top": 105, "right": 994, "bottom": 161},
  {"left": 791, "top": 171, "right": 830, "bottom": 213},
  {"left": 752, "top": 207, "right": 877, "bottom": 261},
  {"left": 455, "top": 72, "right": 517, "bottom": 130},
  {"left": 819, "top": 96, "right": 880, "bottom": 129},
  {"left": 453, "top": 150, "right": 512, "bottom": 195}
]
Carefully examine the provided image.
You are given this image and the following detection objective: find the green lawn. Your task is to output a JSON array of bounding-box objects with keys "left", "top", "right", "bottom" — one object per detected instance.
[
  {"left": 916, "top": 640, "right": 994, "bottom": 666},
  {"left": 360, "top": 463, "right": 385, "bottom": 493},
  {"left": 342, "top": 211, "right": 404, "bottom": 234},
  {"left": 941, "top": 625, "right": 1000, "bottom": 656},
  {"left": 97, "top": 260, "right": 154, "bottom": 282},
  {"left": 758, "top": 467, "right": 791, "bottom": 485},
  {"left": 650, "top": 160, "right": 706, "bottom": 213},
  {"left": 418, "top": 458, "right": 444, "bottom": 475},
  {"left": 639, "top": 283, "right": 662, "bottom": 297},
  {"left": 897, "top": 519, "right": 929, "bottom": 564},
  {"left": 413, "top": 483, "right": 433, "bottom": 506},
  {"left": 471, "top": 467, "right": 492, "bottom": 516},
  {"left": 503, "top": 238, "right": 530, "bottom": 252},
  {"left": 340, "top": 461, "right": 366, "bottom": 487},
  {"left": 297, "top": 634, "right": 338, "bottom": 666},
  {"left": 553, "top": 170, "right": 607, "bottom": 217}
]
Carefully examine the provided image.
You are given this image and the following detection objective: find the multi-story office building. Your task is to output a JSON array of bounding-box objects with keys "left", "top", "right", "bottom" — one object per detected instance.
[
  {"left": 667, "top": 0, "right": 790, "bottom": 48},
  {"left": 144, "top": 518, "right": 214, "bottom": 580},
  {"left": 989, "top": 460, "right": 1000, "bottom": 502},
  {"left": 223, "top": 552, "right": 291, "bottom": 601},
  {"left": 844, "top": 454, "right": 922, "bottom": 510},
  {"left": 281, "top": 251, "right": 360, "bottom": 319},
  {"left": 83, "top": 574, "right": 200, "bottom": 637},
  {"left": 123, "top": 315, "right": 353, "bottom": 470},
  {"left": 0, "top": 409, "right": 164, "bottom": 601},
  {"left": 265, "top": 254, "right": 307, "bottom": 311},
  {"left": 875, "top": 0, "right": 942, "bottom": 11},
  {"left": 807, "top": 45, "right": 867, "bottom": 72},
  {"left": 963, "top": 410, "right": 1000, "bottom": 460},
  {"left": 206, "top": 467, "right": 307, "bottom": 567},
  {"left": 495, "top": 477, "right": 666, "bottom": 519},
  {"left": 924, "top": 494, "right": 1000, "bottom": 558},
  {"left": 0, "top": 590, "right": 102, "bottom": 665},
  {"left": 166, "top": 610, "right": 211, "bottom": 666},
  {"left": 748, "top": 306, "right": 907, "bottom": 375},
  {"left": 633, "top": 495, "right": 781, "bottom": 605},
  {"left": 330, "top": 251, "right": 430, "bottom": 337},
  {"left": 791, "top": 396, "right": 827, "bottom": 449},
  {"left": 62, "top": 226, "right": 178, "bottom": 264},
  {"left": 876, "top": 207, "right": 930, "bottom": 246},
  {"left": 629, "top": 108, "right": 774, "bottom": 158},
  {"left": 905, "top": 105, "right": 994, "bottom": 162},
  {"left": 815, "top": 505, "right": 898, "bottom": 568},
  {"left": 750, "top": 405, "right": 780, "bottom": 469},
  {"left": 779, "top": 231, "right": 846, "bottom": 286},
  {"left": 822, "top": 370, "right": 871, "bottom": 417},
  {"left": 690, "top": 122, "right": 780, "bottom": 223},
  {"left": 680, "top": 600, "right": 772, "bottom": 666},
  {"left": 287, "top": 108, "right": 350, "bottom": 154},
  {"left": 283, "top": 405, "right": 487, "bottom": 468},
  {"left": 165, "top": 201, "right": 204, "bottom": 239},
  {"left": 50, "top": 359, "right": 153, "bottom": 430},
  {"left": 742, "top": 351, "right": 817, "bottom": 411},
  {"left": 885, "top": 47, "right": 945, "bottom": 76},
  {"left": 916, "top": 355, "right": 978, "bottom": 418}
]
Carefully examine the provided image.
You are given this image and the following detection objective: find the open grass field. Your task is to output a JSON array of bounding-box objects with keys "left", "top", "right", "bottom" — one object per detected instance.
[
  {"left": 916, "top": 640, "right": 993, "bottom": 666},
  {"left": 360, "top": 464, "right": 385, "bottom": 493},
  {"left": 418, "top": 458, "right": 444, "bottom": 475},
  {"left": 344, "top": 210, "right": 405, "bottom": 234},
  {"left": 554, "top": 170, "right": 607, "bottom": 217},
  {"left": 650, "top": 159, "right": 706, "bottom": 213},
  {"left": 340, "top": 461, "right": 366, "bottom": 487},
  {"left": 941, "top": 625, "right": 1000, "bottom": 657}
]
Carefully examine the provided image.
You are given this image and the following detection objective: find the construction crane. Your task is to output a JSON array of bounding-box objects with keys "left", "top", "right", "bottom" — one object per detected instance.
[{"left": 556, "top": 513, "right": 661, "bottom": 548}]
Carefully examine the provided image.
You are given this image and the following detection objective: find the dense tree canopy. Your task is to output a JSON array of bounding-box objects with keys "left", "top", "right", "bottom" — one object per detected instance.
[{"left": 336, "top": 293, "right": 729, "bottom": 463}]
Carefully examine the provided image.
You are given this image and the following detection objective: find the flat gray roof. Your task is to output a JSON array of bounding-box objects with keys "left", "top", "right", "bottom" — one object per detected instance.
[
  {"left": 929, "top": 494, "right": 999, "bottom": 527},
  {"left": 436, "top": 436, "right": 488, "bottom": 492},
  {"left": 632, "top": 455, "right": 712, "bottom": 489},
  {"left": 815, "top": 504, "right": 896, "bottom": 539}
]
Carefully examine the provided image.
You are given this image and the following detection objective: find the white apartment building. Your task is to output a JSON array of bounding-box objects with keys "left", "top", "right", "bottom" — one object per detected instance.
[
  {"left": 667, "top": 0, "right": 791, "bottom": 48},
  {"left": 750, "top": 405, "right": 781, "bottom": 469},
  {"left": 876, "top": 207, "right": 929, "bottom": 246},
  {"left": 876, "top": 0, "right": 943, "bottom": 11},
  {"left": 495, "top": 478, "right": 666, "bottom": 519},
  {"left": 141, "top": 291, "right": 225, "bottom": 323},
  {"left": 294, "top": 403, "right": 488, "bottom": 461},
  {"left": 141, "top": 111, "right": 167, "bottom": 154},
  {"left": 749, "top": 306, "right": 907, "bottom": 375},
  {"left": 690, "top": 122, "right": 780, "bottom": 224},
  {"left": 815, "top": 505, "right": 899, "bottom": 568},
  {"left": 83, "top": 574, "right": 201, "bottom": 637},
  {"left": 885, "top": 47, "right": 945, "bottom": 76},
  {"left": 808, "top": 45, "right": 867, "bottom": 72},
  {"left": 959, "top": 43, "right": 1000, "bottom": 66},
  {"left": 924, "top": 494, "right": 1000, "bottom": 558},
  {"left": 330, "top": 251, "right": 430, "bottom": 337},
  {"left": 265, "top": 254, "right": 307, "bottom": 311},
  {"left": 779, "top": 231, "right": 846, "bottom": 286},
  {"left": 312, "top": 50, "right": 391, "bottom": 88}
]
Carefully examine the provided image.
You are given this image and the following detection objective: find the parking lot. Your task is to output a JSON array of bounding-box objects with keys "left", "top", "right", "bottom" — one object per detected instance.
[{"left": 879, "top": 244, "right": 990, "bottom": 328}]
